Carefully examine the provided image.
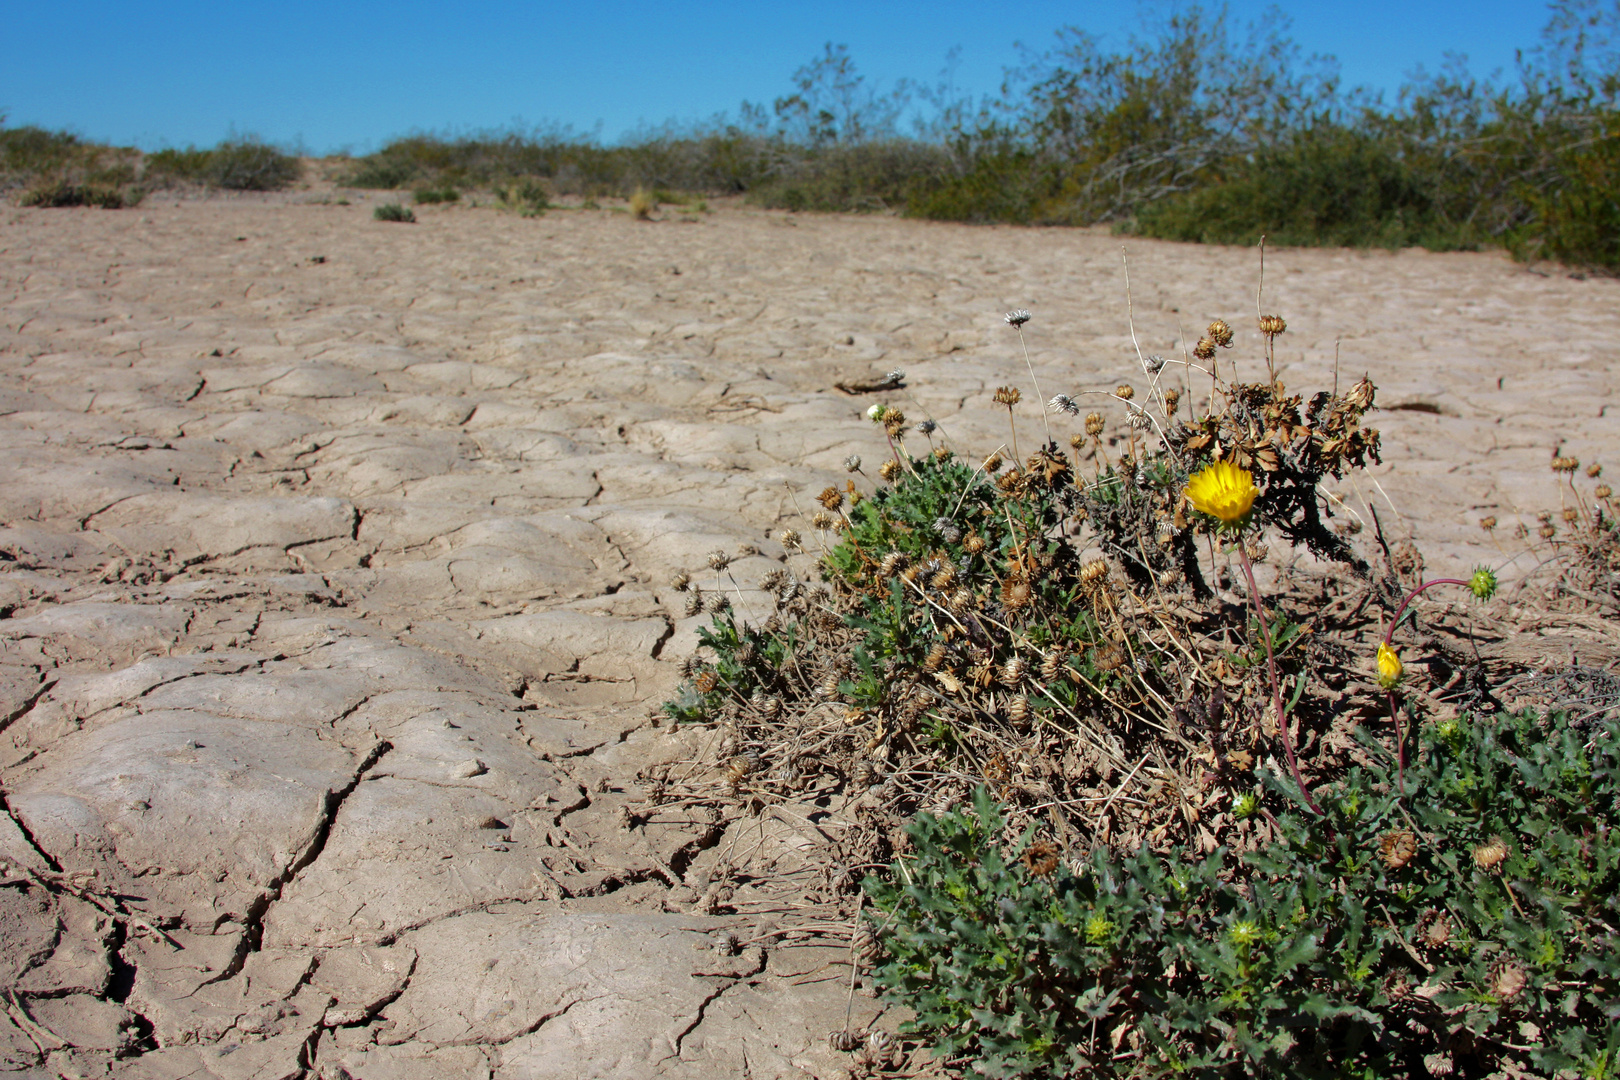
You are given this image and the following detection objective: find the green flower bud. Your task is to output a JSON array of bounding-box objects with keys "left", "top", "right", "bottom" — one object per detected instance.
[
  {"left": 1233, "top": 792, "right": 1259, "bottom": 819},
  {"left": 1469, "top": 566, "right": 1498, "bottom": 601},
  {"left": 867, "top": 404, "right": 888, "bottom": 422}
]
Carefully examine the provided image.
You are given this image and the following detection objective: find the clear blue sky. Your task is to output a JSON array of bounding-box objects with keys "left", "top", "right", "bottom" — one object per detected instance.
[{"left": 3, "top": 1, "right": 1552, "bottom": 154}]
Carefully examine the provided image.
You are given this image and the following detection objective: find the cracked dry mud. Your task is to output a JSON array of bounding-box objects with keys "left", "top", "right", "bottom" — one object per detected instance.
[{"left": 0, "top": 190, "right": 1615, "bottom": 1079}]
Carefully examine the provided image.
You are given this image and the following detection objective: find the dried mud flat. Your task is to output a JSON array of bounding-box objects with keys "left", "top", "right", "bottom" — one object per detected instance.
[{"left": 0, "top": 191, "right": 1616, "bottom": 1079}]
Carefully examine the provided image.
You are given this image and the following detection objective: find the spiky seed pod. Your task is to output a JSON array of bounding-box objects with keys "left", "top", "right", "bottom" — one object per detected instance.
[
  {"left": 1001, "top": 656, "right": 1028, "bottom": 686},
  {"left": 853, "top": 922, "right": 882, "bottom": 967},
  {"left": 930, "top": 565, "right": 957, "bottom": 591},
  {"left": 879, "top": 551, "right": 909, "bottom": 578},
  {"left": 707, "top": 549, "right": 732, "bottom": 571},
  {"left": 934, "top": 516, "right": 963, "bottom": 544},
  {"left": 811, "top": 511, "right": 834, "bottom": 531},
  {"left": 1489, "top": 960, "right": 1528, "bottom": 1003},
  {"left": 1004, "top": 309, "right": 1032, "bottom": 327},
  {"left": 1145, "top": 353, "right": 1166, "bottom": 373},
  {"left": 1552, "top": 455, "right": 1579, "bottom": 474},
  {"left": 1207, "top": 319, "right": 1234, "bottom": 347},
  {"left": 1163, "top": 388, "right": 1181, "bottom": 414},
  {"left": 1563, "top": 507, "right": 1580, "bottom": 524},
  {"left": 900, "top": 563, "right": 924, "bottom": 585},
  {"left": 1473, "top": 836, "right": 1510, "bottom": 872},
  {"left": 916, "top": 418, "right": 937, "bottom": 435},
  {"left": 1021, "top": 839, "right": 1060, "bottom": 877},
  {"left": 683, "top": 591, "right": 705, "bottom": 618},
  {"left": 759, "top": 569, "right": 789, "bottom": 593},
  {"left": 1193, "top": 337, "right": 1217, "bottom": 361},
  {"left": 1258, "top": 314, "right": 1287, "bottom": 336},
  {"left": 734, "top": 642, "right": 757, "bottom": 666},
  {"left": 850, "top": 759, "right": 879, "bottom": 789},
  {"left": 843, "top": 454, "right": 862, "bottom": 473},
  {"left": 816, "top": 486, "right": 844, "bottom": 511},
  {"left": 1007, "top": 694, "right": 1030, "bottom": 725},
  {"left": 1048, "top": 393, "right": 1080, "bottom": 415},
  {"left": 1478, "top": 516, "right": 1497, "bottom": 531},
  {"left": 1420, "top": 910, "right": 1451, "bottom": 948},
  {"left": 1381, "top": 970, "right": 1412, "bottom": 1002},
  {"left": 707, "top": 594, "right": 731, "bottom": 614},
  {"left": 763, "top": 696, "right": 782, "bottom": 719},
  {"left": 883, "top": 413, "right": 908, "bottom": 438},
  {"left": 725, "top": 752, "right": 760, "bottom": 786},
  {"left": 1379, "top": 828, "right": 1419, "bottom": 869},
  {"left": 984, "top": 452, "right": 1004, "bottom": 473},
  {"left": 1540, "top": 523, "right": 1557, "bottom": 539},
  {"left": 694, "top": 670, "right": 720, "bottom": 694},
  {"left": 1128, "top": 406, "right": 1151, "bottom": 430},
  {"left": 963, "top": 533, "right": 986, "bottom": 555},
  {"left": 1245, "top": 541, "right": 1269, "bottom": 563},
  {"left": 932, "top": 445, "right": 951, "bottom": 461},
  {"left": 829, "top": 1030, "right": 860, "bottom": 1053},
  {"left": 680, "top": 654, "right": 705, "bottom": 678},
  {"left": 993, "top": 386, "right": 1022, "bottom": 406},
  {"left": 1041, "top": 650, "right": 1068, "bottom": 680},
  {"left": 1588, "top": 462, "right": 1602, "bottom": 477},
  {"left": 947, "top": 587, "right": 977, "bottom": 614},
  {"left": 1000, "top": 576, "right": 1033, "bottom": 611},
  {"left": 995, "top": 470, "right": 1023, "bottom": 494},
  {"left": 1093, "top": 644, "right": 1126, "bottom": 672},
  {"left": 778, "top": 528, "right": 801, "bottom": 550},
  {"left": 1538, "top": 510, "right": 1553, "bottom": 522},
  {"left": 1085, "top": 412, "right": 1106, "bottom": 437},
  {"left": 670, "top": 570, "right": 692, "bottom": 592},
  {"left": 878, "top": 458, "right": 901, "bottom": 482},
  {"left": 1115, "top": 384, "right": 1135, "bottom": 401},
  {"left": 1081, "top": 559, "right": 1109, "bottom": 589},
  {"left": 816, "top": 672, "right": 842, "bottom": 700},
  {"left": 1069, "top": 433, "right": 1087, "bottom": 451},
  {"left": 924, "top": 642, "right": 950, "bottom": 672},
  {"left": 1597, "top": 484, "right": 1612, "bottom": 500}
]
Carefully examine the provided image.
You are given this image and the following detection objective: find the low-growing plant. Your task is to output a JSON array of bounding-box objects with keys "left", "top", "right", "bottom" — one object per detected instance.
[
  {"left": 144, "top": 139, "right": 301, "bottom": 191},
  {"left": 497, "top": 179, "right": 549, "bottom": 216},
  {"left": 867, "top": 708, "right": 1620, "bottom": 1078},
  {"left": 373, "top": 202, "right": 415, "bottom": 222},
  {"left": 412, "top": 185, "right": 459, "bottom": 204},
  {"left": 17, "top": 178, "right": 138, "bottom": 209},
  {"left": 629, "top": 185, "right": 655, "bottom": 219}
]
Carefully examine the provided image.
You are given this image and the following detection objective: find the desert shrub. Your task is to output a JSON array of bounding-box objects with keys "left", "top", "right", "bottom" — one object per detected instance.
[
  {"left": 17, "top": 178, "right": 136, "bottom": 209},
  {"left": 628, "top": 186, "right": 654, "bottom": 219},
  {"left": 145, "top": 139, "right": 301, "bottom": 191},
  {"left": 412, "top": 186, "right": 459, "bottom": 204},
  {"left": 372, "top": 202, "right": 415, "bottom": 222},
  {"left": 868, "top": 708, "right": 1620, "bottom": 1079},
  {"left": 496, "top": 179, "right": 548, "bottom": 216}
]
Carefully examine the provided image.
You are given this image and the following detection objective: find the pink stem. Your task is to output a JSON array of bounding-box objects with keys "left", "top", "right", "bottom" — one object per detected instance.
[
  {"left": 1387, "top": 690, "right": 1404, "bottom": 794},
  {"left": 1237, "top": 545, "right": 1321, "bottom": 816},
  {"left": 1381, "top": 578, "right": 1467, "bottom": 796}
]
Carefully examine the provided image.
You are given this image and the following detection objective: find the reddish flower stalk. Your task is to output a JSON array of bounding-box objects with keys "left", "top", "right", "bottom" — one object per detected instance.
[
  {"left": 1381, "top": 578, "right": 1469, "bottom": 788},
  {"left": 1236, "top": 545, "right": 1321, "bottom": 816}
]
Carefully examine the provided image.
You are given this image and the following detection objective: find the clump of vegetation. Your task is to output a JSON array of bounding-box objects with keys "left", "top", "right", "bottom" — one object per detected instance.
[
  {"left": 144, "top": 138, "right": 301, "bottom": 191},
  {"left": 372, "top": 202, "right": 415, "bottom": 222},
  {"left": 496, "top": 179, "right": 548, "bottom": 217},
  {"left": 3, "top": 122, "right": 143, "bottom": 207},
  {"left": 412, "top": 185, "right": 459, "bottom": 204},
  {"left": 628, "top": 185, "right": 655, "bottom": 219}
]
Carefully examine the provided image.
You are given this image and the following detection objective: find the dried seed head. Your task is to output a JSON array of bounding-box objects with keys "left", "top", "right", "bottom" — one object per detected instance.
[
  {"left": 879, "top": 550, "right": 910, "bottom": 578},
  {"left": 963, "top": 533, "right": 986, "bottom": 555},
  {"left": 1478, "top": 516, "right": 1497, "bottom": 531},
  {"left": 1193, "top": 337, "right": 1217, "bottom": 361},
  {"left": 815, "top": 672, "right": 842, "bottom": 700},
  {"left": 1115, "top": 384, "right": 1135, "bottom": 402},
  {"left": 811, "top": 510, "right": 835, "bottom": 531},
  {"left": 1587, "top": 462, "right": 1602, "bottom": 477},
  {"left": 1085, "top": 412, "right": 1106, "bottom": 437},
  {"left": 1021, "top": 839, "right": 1060, "bottom": 877},
  {"left": 1258, "top": 314, "right": 1287, "bottom": 336},
  {"left": 1379, "top": 828, "right": 1419, "bottom": 869},
  {"left": 916, "top": 418, "right": 937, "bottom": 435},
  {"left": 707, "top": 593, "right": 731, "bottom": 614},
  {"left": 936, "top": 669, "right": 964, "bottom": 694},
  {"left": 993, "top": 385, "right": 1022, "bottom": 407},
  {"left": 816, "top": 486, "right": 844, "bottom": 511},
  {"left": 1000, "top": 575, "right": 1033, "bottom": 611},
  {"left": 1245, "top": 540, "right": 1269, "bottom": 563},
  {"left": 948, "top": 587, "right": 978, "bottom": 614},
  {"left": 679, "top": 654, "right": 705, "bottom": 678},
  {"left": 670, "top": 570, "right": 692, "bottom": 592},
  {"left": 1048, "top": 393, "right": 1079, "bottom": 415},
  {"left": 712, "top": 930, "right": 739, "bottom": 956},
  {"left": 853, "top": 922, "right": 881, "bottom": 967},
  {"left": 1004, "top": 309, "right": 1032, "bottom": 327},
  {"left": 843, "top": 454, "right": 862, "bottom": 473},
  {"left": 1489, "top": 960, "right": 1528, "bottom": 1003},
  {"left": 1207, "top": 319, "right": 1234, "bottom": 347},
  {"left": 984, "top": 452, "right": 1004, "bottom": 473},
  {"left": 924, "top": 642, "right": 950, "bottom": 672},
  {"left": 1540, "top": 523, "right": 1557, "bottom": 539},
  {"left": 1041, "top": 650, "right": 1068, "bottom": 680},
  {"left": 878, "top": 458, "right": 901, "bottom": 482},
  {"left": 778, "top": 528, "right": 801, "bottom": 550},
  {"left": 883, "top": 409, "right": 908, "bottom": 436},
  {"left": 1007, "top": 694, "right": 1030, "bottom": 725},
  {"left": 1128, "top": 406, "right": 1151, "bottom": 430},
  {"left": 1069, "top": 433, "right": 1086, "bottom": 450},
  {"left": 1420, "top": 910, "right": 1451, "bottom": 949},
  {"left": 1563, "top": 507, "right": 1580, "bottom": 523},
  {"left": 1597, "top": 484, "right": 1612, "bottom": 500},
  {"left": 1081, "top": 559, "right": 1109, "bottom": 588},
  {"left": 707, "top": 549, "right": 732, "bottom": 571},
  {"left": 850, "top": 759, "right": 879, "bottom": 789},
  {"left": 1552, "top": 455, "right": 1579, "bottom": 474},
  {"left": 683, "top": 592, "right": 705, "bottom": 618},
  {"left": 1001, "top": 656, "right": 1028, "bottom": 686},
  {"left": 930, "top": 565, "right": 958, "bottom": 591},
  {"left": 1145, "top": 353, "right": 1166, "bottom": 373},
  {"left": 933, "top": 445, "right": 951, "bottom": 461},
  {"left": 933, "top": 516, "right": 963, "bottom": 544},
  {"left": 829, "top": 1030, "right": 860, "bottom": 1053},
  {"left": 694, "top": 670, "right": 720, "bottom": 694},
  {"left": 1473, "top": 836, "right": 1510, "bottom": 872},
  {"left": 1163, "top": 388, "right": 1181, "bottom": 414}
]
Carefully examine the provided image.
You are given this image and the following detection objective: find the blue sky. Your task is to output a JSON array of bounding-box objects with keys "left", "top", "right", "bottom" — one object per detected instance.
[{"left": 4, "top": 1, "right": 1553, "bottom": 154}]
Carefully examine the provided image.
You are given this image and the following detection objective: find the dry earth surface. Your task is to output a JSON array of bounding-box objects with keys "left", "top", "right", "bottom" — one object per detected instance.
[{"left": 0, "top": 186, "right": 1616, "bottom": 1079}]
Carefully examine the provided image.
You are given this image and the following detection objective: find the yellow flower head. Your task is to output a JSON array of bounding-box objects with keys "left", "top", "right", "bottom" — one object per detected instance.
[
  {"left": 1185, "top": 460, "right": 1258, "bottom": 529},
  {"left": 1376, "top": 643, "right": 1403, "bottom": 690}
]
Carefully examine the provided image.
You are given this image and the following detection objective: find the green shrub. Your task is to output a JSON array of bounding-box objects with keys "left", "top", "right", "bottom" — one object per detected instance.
[
  {"left": 17, "top": 178, "right": 136, "bottom": 209},
  {"left": 869, "top": 710, "right": 1620, "bottom": 1078},
  {"left": 498, "top": 179, "right": 549, "bottom": 216},
  {"left": 145, "top": 139, "right": 301, "bottom": 191},
  {"left": 412, "top": 186, "right": 459, "bottom": 204},
  {"left": 372, "top": 202, "right": 415, "bottom": 222}
]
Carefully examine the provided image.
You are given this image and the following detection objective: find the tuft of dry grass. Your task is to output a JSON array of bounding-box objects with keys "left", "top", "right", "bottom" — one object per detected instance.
[{"left": 629, "top": 186, "right": 655, "bottom": 220}]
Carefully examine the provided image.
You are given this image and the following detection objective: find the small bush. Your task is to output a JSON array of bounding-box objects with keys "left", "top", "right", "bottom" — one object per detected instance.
[
  {"left": 145, "top": 139, "right": 301, "bottom": 191},
  {"left": 373, "top": 202, "right": 415, "bottom": 222},
  {"left": 870, "top": 710, "right": 1620, "bottom": 1078},
  {"left": 347, "top": 160, "right": 417, "bottom": 189},
  {"left": 496, "top": 179, "right": 548, "bottom": 217},
  {"left": 628, "top": 186, "right": 654, "bottom": 219},
  {"left": 412, "top": 186, "right": 459, "bottom": 204},
  {"left": 17, "top": 179, "right": 136, "bottom": 209}
]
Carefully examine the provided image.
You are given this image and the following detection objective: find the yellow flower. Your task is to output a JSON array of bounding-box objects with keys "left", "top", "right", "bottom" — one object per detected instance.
[
  {"left": 1376, "top": 643, "right": 1403, "bottom": 690},
  {"left": 1185, "top": 460, "right": 1258, "bottom": 529}
]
